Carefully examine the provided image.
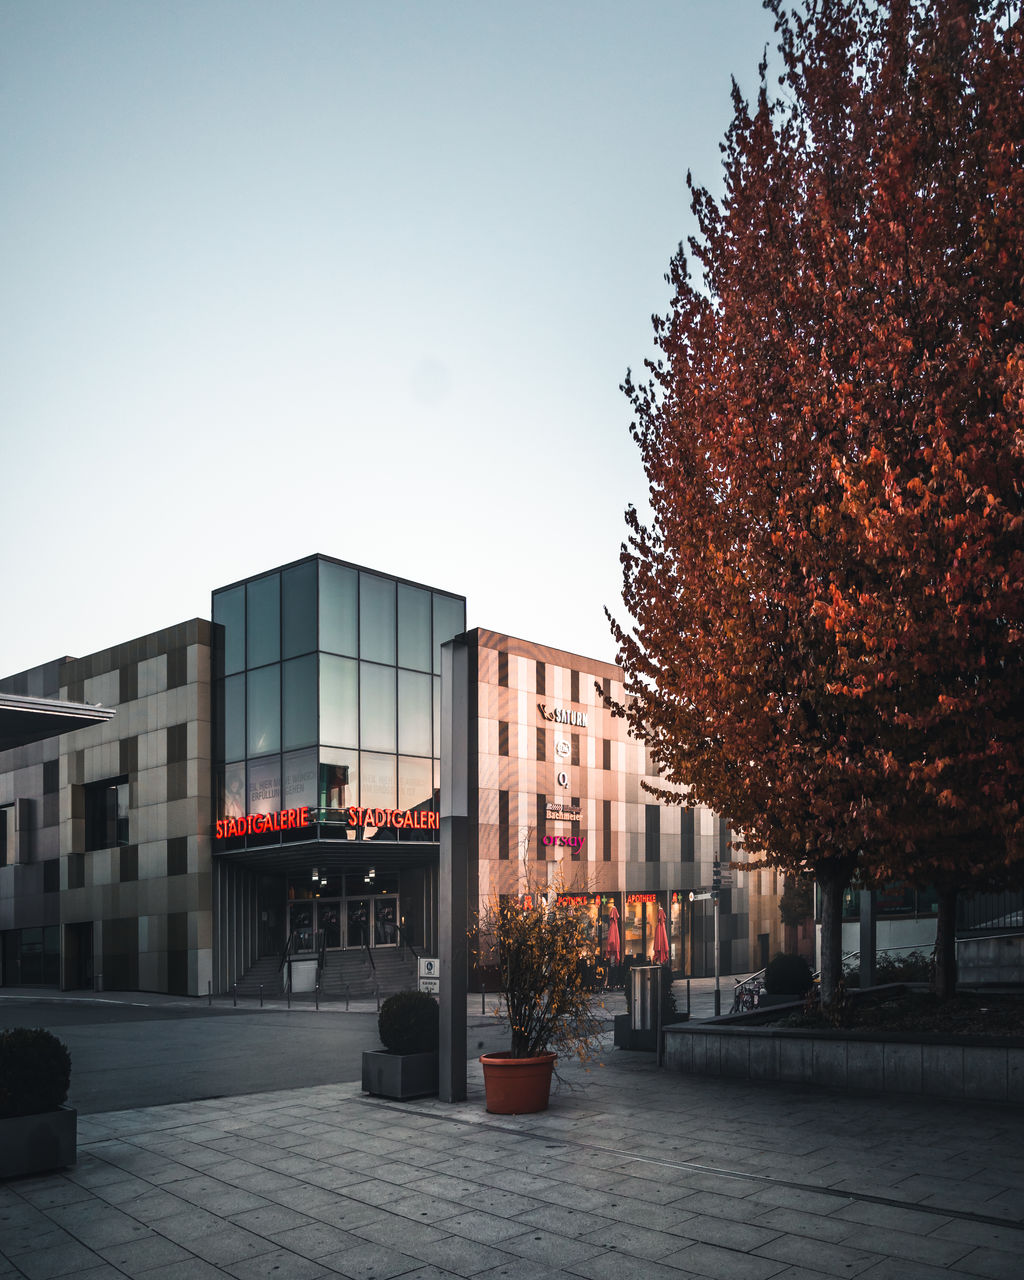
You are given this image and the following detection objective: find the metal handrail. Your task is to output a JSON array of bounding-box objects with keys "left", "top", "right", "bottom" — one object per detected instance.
[
  {"left": 277, "top": 930, "right": 297, "bottom": 972},
  {"left": 395, "top": 922, "right": 421, "bottom": 961},
  {"left": 316, "top": 930, "right": 327, "bottom": 981}
]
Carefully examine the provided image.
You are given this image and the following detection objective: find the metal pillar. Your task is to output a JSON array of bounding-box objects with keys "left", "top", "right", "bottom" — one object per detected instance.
[
  {"left": 859, "top": 888, "right": 877, "bottom": 989},
  {"left": 439, "top": 635, "right": 470, "bottom": 1103}
]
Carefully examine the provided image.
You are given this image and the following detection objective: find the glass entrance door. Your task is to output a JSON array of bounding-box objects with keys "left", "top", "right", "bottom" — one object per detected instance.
[
  {"left": 374, "top": 898, "right": 397, "bottom": 946},
  {"left": 319, "top": 900, "right": 342, "bottom": 949},
  {"left": 347, "top": 899, "right": 370, "bottom": 949}
]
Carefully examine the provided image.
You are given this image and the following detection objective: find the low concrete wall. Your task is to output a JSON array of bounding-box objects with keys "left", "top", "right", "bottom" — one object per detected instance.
[
  {"left": 663, "top": 1022, "right": 1024, "bottom": 1104},
  {"left": 958, "top": 934, "right": 1024, "bottom": 985}
]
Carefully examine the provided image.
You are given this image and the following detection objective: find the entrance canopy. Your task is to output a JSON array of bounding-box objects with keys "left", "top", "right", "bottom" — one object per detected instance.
[{"left": 0, "top": 692, "right": 116, "bottom": 751}]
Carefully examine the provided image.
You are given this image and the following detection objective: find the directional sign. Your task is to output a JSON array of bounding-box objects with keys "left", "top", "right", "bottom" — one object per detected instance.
[{"left": 418, "top": 956, "right": 440, "bottom": 994}]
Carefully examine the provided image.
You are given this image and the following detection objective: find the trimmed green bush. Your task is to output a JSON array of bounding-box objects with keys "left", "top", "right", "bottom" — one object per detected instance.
[
  {"left": 764, "top": 952, "right": 814, "bottom": 996},
  {"left": 0, "top": 1027, "right": 72, "bottom": 1118},
  {"left": 378, "top": 990, "right": 439, "bottom": 1055}
]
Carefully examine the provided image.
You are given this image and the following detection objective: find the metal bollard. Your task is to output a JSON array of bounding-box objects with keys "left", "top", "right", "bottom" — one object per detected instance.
[
  {"left": 233, "top": 983, "right": 237, "bottom": 1008},
  {"left": 286, "top": 985, "right": 291, "bottom": 1009},
  {"left": 207, "top": 979, "right": 212, "bottom": 1007},
  {"left": 315, "top": 983, "right": 319, "bottom": 1011},
  {"left": 259, "top": 984, "right": 263, "bottom": 1008}
]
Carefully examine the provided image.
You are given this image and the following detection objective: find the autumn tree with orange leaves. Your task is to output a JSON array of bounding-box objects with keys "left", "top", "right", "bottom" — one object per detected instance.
[{"left": 612, "top": 0, "right": 1024, "bottom": 1004}]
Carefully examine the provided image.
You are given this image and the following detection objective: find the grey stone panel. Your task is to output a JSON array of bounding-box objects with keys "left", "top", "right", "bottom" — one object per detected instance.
[
  {"left": 965, "top": 1047, "right": 1009, "bottom": 1102},
  {"left": 921, "top": 1044, "right": 965, "bottom": 1099},
  {"left": 719, "top": 1033, "right": 750, "bottom": 1078},
  {"left": 1008, "top": 1050, "right": 1024, "bottom": 1103},
  {"left": 844, "top": 1040, "right": 884, "bottom": 1092},
  {"left": 747, "top": 1034, "right": 780, "bottom": 1082},
  {"left": 883, "top": 1042, "right": 923, "bottom": 1094},
  {"left": 778, "top": 1035, "right": 814, "bottom": 1083},
  {"left": 693, "top": 1031, "right": 722, "bottom": 1077},
  {"left": 812, "top": 1039, "right": 849, "bottom": 1089}
]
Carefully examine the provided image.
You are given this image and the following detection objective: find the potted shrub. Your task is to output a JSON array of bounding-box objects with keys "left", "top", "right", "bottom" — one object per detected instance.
[
  {"left": 0, "top": 1027, "right": 76, "bottom": 1179},
  {"left": 362, "top": 989, "right": 439, "bottom": 1100},
  {"left": 760, "top": 952, "right": 814, "bottom": 1006},
  {"left": 476, "top": 885, "right": 604, "bottom": 1114}
]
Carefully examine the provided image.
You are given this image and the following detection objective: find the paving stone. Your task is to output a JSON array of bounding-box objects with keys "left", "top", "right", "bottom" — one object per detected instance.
[
  {"left": 96, "top": 1233, "right": 193, "bottom": 1272},
  {"left": 753, "top": 1233, "right": 880, "bottom": 1276},
  {"left": 324, "top": 1240, "right": 425, "bottom": 1279},
  {"left": 428, "top": 1208, "right": 534, "bottom": 1245},
  {"left": 5, "top": 1238, "right": 107, "bottom": 1280},
  {"left": 495, "top": 1227, "right": 606, "bottom": 1268},
  {"left": 749, "top": 1205, "right": 861, "bottom": 1244},
  {"left": 660, "top": 1240, "right": 788, "bottom": 1279},
  {"left": 266, "top": 1221, "right": 363, "bottom": 1260},
  {"left": 954, "top": 1247, "right": 1024, "bottom": 1280}
]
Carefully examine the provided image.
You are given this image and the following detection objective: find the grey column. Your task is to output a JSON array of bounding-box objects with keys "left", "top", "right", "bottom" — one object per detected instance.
[
  {"left": 439, "top": 635, "right": 469, "bottom": 1103},
  {"left": 859, "top": 888, "right": 876, "bottom": 989}
]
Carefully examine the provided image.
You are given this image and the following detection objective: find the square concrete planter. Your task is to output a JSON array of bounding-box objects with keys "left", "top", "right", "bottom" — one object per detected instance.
[
  {"left": 0, "top": 1106, "right": 77, "bottom": 1179},
  {"left": 362, "top": 1050, "right": 438, "bottom": 1100}
]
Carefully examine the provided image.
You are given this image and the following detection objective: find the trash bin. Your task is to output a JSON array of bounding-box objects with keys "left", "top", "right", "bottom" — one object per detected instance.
[{"left": 630, "top": 965, "right": 660, "bottom": 1031}]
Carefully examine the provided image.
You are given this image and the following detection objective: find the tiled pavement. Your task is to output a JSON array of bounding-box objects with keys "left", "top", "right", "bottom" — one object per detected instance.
[{"left": 3, "top": 1039, "right": 1023, "bottom": 1280}]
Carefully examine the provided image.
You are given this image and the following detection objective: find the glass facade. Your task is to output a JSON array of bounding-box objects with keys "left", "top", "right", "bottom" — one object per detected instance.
[{"left": 213, "top": 555, "right": 466, "bottom": 842}]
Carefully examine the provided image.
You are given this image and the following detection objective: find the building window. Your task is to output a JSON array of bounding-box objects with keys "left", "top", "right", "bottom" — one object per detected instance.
[
  {"left": 498, "top": 721, "right": 509, "bottom": 757},
  {"left": 498, "top": 650, "right": 508, "bottom": 688},
  {"left": 602, "top": 738, "right": 611, "bottom": 771},
  {"left": 167, "top": 837, "right": 188, "bottom": 877},
  {"left": 84, "top": 777, "right": 130, "bottom": 851},
  {"left": 43, "top": 858, "right": 60, "bottom": 894},
  {"left": 0, "top": 805, "right": 10, "bottom": 867},
  {"left": 645, "top": 804, "right": 660, "bottom": 863},
  {"left": 537, "top": 794, "right": 547, "bottom": 858},
  {"left": 571, "top": 734, "right": 580, "bottom": 767},
  {"left": 570, "top": 669, "right": 580, "bottom": 703},
  {"left": 681, "top": 808, "right": 695, "bottom": 862},
  {"left": 536, "top": 660, "right": 545, "bottom": 695},
  {"left": 43, "top": 759, "right": 59, "bottom": 794},
  {"left": 119, "top": 846, "right": 138, "bottom": 883},
  {"left": 498, "top": 790, "right": 510, "bottom": 861},
  {"left": 602, "top": 799, "right": 612, "bottom": 862},
  {"left": 536, "top": 727, "right": 546, "bottom": 762}
]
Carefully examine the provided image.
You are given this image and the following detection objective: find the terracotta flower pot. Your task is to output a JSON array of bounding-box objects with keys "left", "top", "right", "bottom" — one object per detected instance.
[{"left": 479, "top": 1051, "right": 557, "bottom": 1114}]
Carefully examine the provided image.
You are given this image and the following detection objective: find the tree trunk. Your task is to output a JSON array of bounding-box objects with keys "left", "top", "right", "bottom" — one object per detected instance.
[
  {"left": 932, "top": 885, "right": 958, "bottom": 1000},
  {"left": 816, "top": 859, "right": 853, "bottom": 1008}
]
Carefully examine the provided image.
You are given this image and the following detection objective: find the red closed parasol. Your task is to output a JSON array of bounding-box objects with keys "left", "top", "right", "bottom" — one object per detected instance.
[
  {"left": 652, "top": 905, "right": 670, "bottom": 965},
  {"left": 604, "top": 903, "right": 621, "bottom": 963}
]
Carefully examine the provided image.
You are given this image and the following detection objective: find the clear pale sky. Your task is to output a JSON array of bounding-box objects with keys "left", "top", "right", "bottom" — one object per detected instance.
[{"left": 1, "top": 0, "right": 776, "bottom": 679}]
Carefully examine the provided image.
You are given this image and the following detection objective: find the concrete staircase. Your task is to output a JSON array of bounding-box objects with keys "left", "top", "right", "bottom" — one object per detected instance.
[
  {"left": 318, "top": 948, "right": 418, "bottom": 1002},
  {"left": 232, "top": 948, "right": 418, "bottom": 1003}
]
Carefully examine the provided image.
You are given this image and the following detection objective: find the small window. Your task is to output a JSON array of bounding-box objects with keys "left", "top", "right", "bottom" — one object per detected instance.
[
  {"left": 536, "top": 727, "right": 546, "bottom": 762},
  {"left": 498, "top": 651, "right": 508, "bottom": 688},
  {"left": 498, "top": 721, "right": 509, "bottom": 757},
  {"left": 571, "top": 734, "right": 580, "bottom": 767},
  {"left": 43, "top": 760, "right": 59, "bottom": 794},
  {"left": 536, "top": 661, "right": 545, "bottom": 696},
  {"left": 84, "top": 777, "right": 130, "bottom": 851},
  {"left": 570, "top": 670, "right": 580, "bottom": 703},
  {"left": 498, "top": 790, "right": 510, "bottom": 862},
  {"left": 0, "top": 805, "right": 10, "bottom": 867},
  {"left": 602, "top": 738, "right": 611, "bottom": 771},
  {"left": 43, "top": 859, "right": 60, "bottom": 894}
]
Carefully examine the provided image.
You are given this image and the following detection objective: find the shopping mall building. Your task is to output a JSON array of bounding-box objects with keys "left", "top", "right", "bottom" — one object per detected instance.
[{"left": 0, "top": 554, "right": 787, "bottom": 995}]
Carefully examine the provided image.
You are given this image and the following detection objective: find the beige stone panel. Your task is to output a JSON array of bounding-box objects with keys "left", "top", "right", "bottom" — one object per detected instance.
[
  {"left": 137, "top": 655, "right": 162, "bottom": 698},
  {"left": 137, "top": 842, "right": 165, "bottom": 880},
  {"left": 164, "top": 797, "right": 199, "bottom": 839},
  {"left": 89, "top": 849, "right": 113, "bottom": 886},
  {"left": 84, "top": 671, "right": 119, "bottom": 706}
]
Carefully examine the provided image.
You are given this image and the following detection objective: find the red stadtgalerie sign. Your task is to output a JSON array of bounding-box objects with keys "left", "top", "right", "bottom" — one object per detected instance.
[
  {"left": 216, "top": 807, "right": 311, "bottom": 839},
  {"left": 215, "top": 805, "right": 439, "bottom": 839}
]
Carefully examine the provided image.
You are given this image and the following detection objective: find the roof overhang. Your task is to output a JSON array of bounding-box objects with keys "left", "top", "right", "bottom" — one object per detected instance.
[{"left": 0, "top": 693, "right": 116, "bottom": 751}]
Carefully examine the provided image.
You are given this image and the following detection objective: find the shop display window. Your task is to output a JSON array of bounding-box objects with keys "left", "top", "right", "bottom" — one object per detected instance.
[
  {"left": 282, "top": 655, "right": 317, "bottom": 749},
  {"left": 247, "top": 664, "right": 280, "bottom": 756},
  {"left": 246, "top": 573, "right": 280, "bottom": 668},
  {"left": 360, "top": 662, "right": 396, "bottom": 752},
  {"left": 320, "top": 654, "right": 358, "bottom": 747},
  {"left": 319, "top": 560, "right": 358, "bottom": 657},
  {"left": 398, "top": 669, "right": 431, "bottom": 756},
  {"left": 398, "top": 584, "right": 431, "bottom": 671},
  {"left": 282, "top": 559, "right": 316, "bottom": 659},
  {"left": 360, "top": 573, "right": 396, "bottom": 664},
  {"left": 213, "top": 584, "right": 245, "bottom": 676}
]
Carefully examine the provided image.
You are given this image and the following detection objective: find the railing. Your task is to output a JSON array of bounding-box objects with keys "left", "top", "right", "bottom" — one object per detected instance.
[
  {"left": 395, "top": 923, "right": 421, "bottom": 963},
  {"left": 316, "top": 930, "right": 327, "bottom": 985},
  {"left": 277, "top": 931, "right": 297, "bottom": 972}
]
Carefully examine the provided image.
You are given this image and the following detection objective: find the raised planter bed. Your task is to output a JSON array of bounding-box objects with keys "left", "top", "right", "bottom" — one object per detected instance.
[
  {"left": 663, "top": 1021, "right": 1024, "bottom": 1104},
  {"left": 361, "top": 1050, "right": 438, "bottom": 1100},
  {"left": 0, "top": 1106, "right": 77, "bottom": 1179}
]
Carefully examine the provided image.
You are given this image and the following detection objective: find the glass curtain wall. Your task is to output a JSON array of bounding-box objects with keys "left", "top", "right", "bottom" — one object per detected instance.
[{"left": 213, "top": 556, "right": 466, "bottom": 831}]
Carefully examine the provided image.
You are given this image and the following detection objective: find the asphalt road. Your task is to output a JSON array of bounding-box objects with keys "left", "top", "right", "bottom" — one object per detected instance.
[{"left": 0, "top": 997, "right": 511, "bottom": 1114}]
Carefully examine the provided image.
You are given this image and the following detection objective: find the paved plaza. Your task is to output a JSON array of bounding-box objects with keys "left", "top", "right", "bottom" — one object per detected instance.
[{"left": 2, "top": 984, "right": 1023, "bottom": 1280}]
